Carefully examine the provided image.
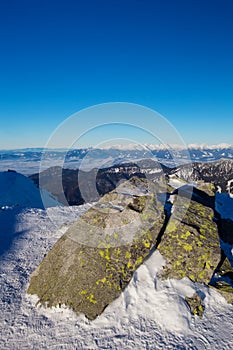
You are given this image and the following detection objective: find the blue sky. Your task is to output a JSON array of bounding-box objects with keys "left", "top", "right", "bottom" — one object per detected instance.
[{"left": 0, "top": 0, "right": 232, "bottom": 148}]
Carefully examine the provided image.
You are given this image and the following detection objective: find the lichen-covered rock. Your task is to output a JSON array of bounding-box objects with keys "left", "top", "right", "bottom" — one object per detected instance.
[
  {"left": 185, "top": 293, "right": 205, "bottom": 317},
  {"left": 196, "top": 181, "right": 216, "bottom": 197},
  {"left": 158, "top": 195, "right": 220, "bottom": 284},
  {"left": 27, "top": 177, "right": 165, "bottom": 320}
]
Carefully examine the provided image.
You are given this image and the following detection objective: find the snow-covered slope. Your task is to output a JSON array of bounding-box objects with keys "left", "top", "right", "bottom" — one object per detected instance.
[
  {"left": 0, "top": 205, "right": 233, "bottom": 349},
  {"left": 0, "top": 171, "right": 60, "bottom": 208}
]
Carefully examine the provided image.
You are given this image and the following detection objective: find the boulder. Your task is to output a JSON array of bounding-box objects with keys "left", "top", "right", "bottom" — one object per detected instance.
[
  {"left": 27, "top": 177, "right": 165, "bottom": 320},
  {"left": 185, "top": 293, "right": 205, "bottom": 317},
  {"left": 158, "top": 195, "right": 220, "bottom": 284}
]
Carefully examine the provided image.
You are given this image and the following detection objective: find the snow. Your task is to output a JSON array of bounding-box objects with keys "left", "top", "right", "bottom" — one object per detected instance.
[
  {"left": 0, "top": 205, "right": 233, "bottom": 349},
  {"left": 147, "top": 168, "right": 162, "bottom": 174},
  {"left": 227, "top": 179, "right": 233, "bottom": 195},
  {"left": 168, "top": 174, "right": 196, "bottom": 190},
  {"left": 169, "top": 177, "right": 187, "bottom": 189},
  {"left": 0, "top": 171, "right": 60, "bottom": 208}
]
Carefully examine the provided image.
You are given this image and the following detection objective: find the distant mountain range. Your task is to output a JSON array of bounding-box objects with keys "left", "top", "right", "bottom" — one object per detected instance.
[{"left": 0, "top": 145, "right": 233, "bottom": 175}]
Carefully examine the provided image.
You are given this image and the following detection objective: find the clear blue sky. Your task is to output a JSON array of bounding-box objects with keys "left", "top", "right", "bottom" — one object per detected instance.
[{"left": 0, "top": 0, "right": 232, "bottom": 148}]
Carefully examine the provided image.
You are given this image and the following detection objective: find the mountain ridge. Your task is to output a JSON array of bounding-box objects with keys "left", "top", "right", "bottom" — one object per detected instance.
[
  {"left": 1, "top": 146, "right": 233, "bottom": 176},
  {"left": 30, "top": 158, "right": 233, "bottom": 206}
]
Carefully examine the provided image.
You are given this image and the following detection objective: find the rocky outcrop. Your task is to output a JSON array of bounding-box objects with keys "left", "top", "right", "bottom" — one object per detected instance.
[
  {"left": 28, "top": 176, "right": 233, "bottom": 320},
  {"left": 158, "top": 195, "right": 220, "bottom": 284},
  {"left": 157, "top": 183, "right": 233, "bottom": 305},
  {"left": 27, "top": 177, "right": 165, "bottom": 320},
  {"left": 185, "top": 293, "right": 205, "bottom": 317}
]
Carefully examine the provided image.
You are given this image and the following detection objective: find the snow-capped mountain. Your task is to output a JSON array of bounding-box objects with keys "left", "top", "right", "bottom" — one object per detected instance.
[
  {"left": 170, "top": 159, "right": 233, "bottom": 194},
  {"left": 0, "top": 145, "right": 233, "bottom": 175}
]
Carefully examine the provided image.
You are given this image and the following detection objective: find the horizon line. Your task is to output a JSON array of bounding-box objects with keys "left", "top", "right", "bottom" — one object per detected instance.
[{"left": 0, "top": 143, "right": 233, "bottom": 152}]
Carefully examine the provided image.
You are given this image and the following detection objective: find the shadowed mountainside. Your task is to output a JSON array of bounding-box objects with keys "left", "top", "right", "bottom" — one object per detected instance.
[{"left": 30, "top": 159, "right": 233, "bottom": 206}]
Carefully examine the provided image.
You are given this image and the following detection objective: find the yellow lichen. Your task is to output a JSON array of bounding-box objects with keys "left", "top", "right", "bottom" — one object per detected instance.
[
  {"left": 189, "top": 274, "right": 195, "bottom": 281},
  {"left": 80, "top": 290, "right": 87, "bottom": 295},
  {"left": 87, "top": 293, "right": 97, "bottom": 304},
  {"left": 96, "top": 277, "right": 107, "bottom": 285},
  {"left": 180, "top": 231, "right": 191, "bottom": 240},
  {"left": 127, "top": 261, "right": 132, "bottom": 269},
  {"left": 174, "top": 261, "right": 181, "bottom": 268},
  {"left": 125, "top": 251, "right": 131, "bottom": 259},
  {"left": 177, "top": 270, "right": 186, "bottom": 278},
  {"left": 114, "top": 247, "right": 121, "bottom": 256},
  {"left": 199, "top": 234, "right": 206, "bottom": 240},
  {"left": 198, "top": 271, "right": 205, "bottom": 280},
  {"left": 135, "top": 256, "right": 143, "bottom": 265},
  {"left": 142, "top": 239, "right": 151, "bottom": 248},
  {"left": 183, "top": 244, "right": 193, "bottom": 252}
]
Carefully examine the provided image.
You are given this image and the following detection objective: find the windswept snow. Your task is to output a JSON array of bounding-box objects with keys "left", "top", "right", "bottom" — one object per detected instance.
[
  {"left": 168, "top": 176, "right": 188, "bottom": 189},
  {"left": 0, "top": 205, "right": 233, "bottom": 349}
]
